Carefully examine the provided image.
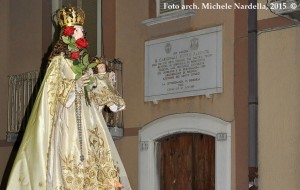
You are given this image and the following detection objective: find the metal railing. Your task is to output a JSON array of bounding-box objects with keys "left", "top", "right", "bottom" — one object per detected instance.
[{"left": 7, "top": 71, "right": 39, "bottom": 142}]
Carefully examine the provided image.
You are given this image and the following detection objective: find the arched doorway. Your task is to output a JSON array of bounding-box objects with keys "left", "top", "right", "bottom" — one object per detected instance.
[
  {"left": 159, "top": 133, "right": 215, "bottom": 190},
  {"left": 138, "top": 113, "right": 231, "bottom": 190}
]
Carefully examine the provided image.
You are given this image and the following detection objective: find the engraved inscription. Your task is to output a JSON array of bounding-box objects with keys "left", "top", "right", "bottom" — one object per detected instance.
[
  {"left": 145, "top": 26, "right": 223, "bottom": 101},
  {"left": 153, "top": 49, "right": 212, "bottom": 93}
]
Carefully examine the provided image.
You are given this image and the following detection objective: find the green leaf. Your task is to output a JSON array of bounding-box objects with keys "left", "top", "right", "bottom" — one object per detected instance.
[
  {"left": 71, "top": 65, "right": 83, "bottom": 75},
  {"left": 86, "top": 85, "right": 91, "bottom": 92},
  {"left": 68, "top": 43, "right": 79, "bottom": 52},
  {"left": 62, "top": 36, "right": 70, "bottom": 44},
  {"left": 73, "top": 59, "right": 80, "bottom": 65},
  {"left": 88, "top": 76, "right": 95, "bottom": 84},
  {"left": 82, "top": 54, "right": 89, "bottom": 65},
  {"left": 70, "top": 37, "right": 76, "bottom": 44},
  {"left": 87, "top": 63, "right": 97, "bottom": 69},
  {"left": 80, "top": 49, "right": 87, "bottom": 55},
  {"left": 80, "top": 64, "right": 85, "bottom": 70}
]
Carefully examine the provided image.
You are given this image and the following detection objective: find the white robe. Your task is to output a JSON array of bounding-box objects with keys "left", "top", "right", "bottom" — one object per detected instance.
[{"left": 7, "top": 54, "right": 131, "bottom": 190}]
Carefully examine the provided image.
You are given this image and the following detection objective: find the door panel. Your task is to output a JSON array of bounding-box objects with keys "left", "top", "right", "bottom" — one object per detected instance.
[
  {"left": 194, "top": 134, "right": 215, "bottom": 190},
  {"left": 159, "top": 133, "right": 215, "bottom": 190}
]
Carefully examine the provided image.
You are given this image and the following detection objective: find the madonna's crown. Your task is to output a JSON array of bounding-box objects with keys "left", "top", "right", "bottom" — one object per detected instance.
[{"left": 56, "top": 6, "right": 85, "bottom": 27}]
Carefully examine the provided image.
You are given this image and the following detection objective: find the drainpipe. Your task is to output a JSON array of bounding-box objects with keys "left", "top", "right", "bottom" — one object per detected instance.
[{"left": 248, "top": 0, "right": 258, "bottom": 189}]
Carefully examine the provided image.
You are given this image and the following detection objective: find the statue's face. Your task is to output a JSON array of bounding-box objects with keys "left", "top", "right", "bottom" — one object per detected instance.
[
  {"left": 97, "top": 63, "right": 106, "bottom": 74},
  {"left": 72, "top": 25, "right": 84, "bottom": 40}
]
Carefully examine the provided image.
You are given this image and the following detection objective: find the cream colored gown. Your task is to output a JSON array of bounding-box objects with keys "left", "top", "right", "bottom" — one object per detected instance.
[{"left": 6, "top": 54, "right": 131, "bottom": 190}]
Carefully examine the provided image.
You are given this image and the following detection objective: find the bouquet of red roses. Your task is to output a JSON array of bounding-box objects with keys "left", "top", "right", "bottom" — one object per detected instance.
[{"left": 62, "top": 26, "right": 97, "bottom": 105}]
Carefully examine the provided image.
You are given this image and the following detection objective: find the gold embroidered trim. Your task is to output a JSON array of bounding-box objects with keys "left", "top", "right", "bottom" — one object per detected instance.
[
  {"left": 46, "top": 55, "right": 62, "bottom": 184},
  {"left": 55, "top": 127, "right": 121, "bottom": 190},
  {"left": 58, "top": 78, "right": 75, "bottom": 107},
  {"left": 90, "top": 86, "right": 125, "bottom": 108}
]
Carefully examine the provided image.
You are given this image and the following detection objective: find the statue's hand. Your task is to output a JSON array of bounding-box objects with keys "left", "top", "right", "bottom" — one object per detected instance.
[{"left": 77, "top": 74, "right": 90, "bottom": 88}]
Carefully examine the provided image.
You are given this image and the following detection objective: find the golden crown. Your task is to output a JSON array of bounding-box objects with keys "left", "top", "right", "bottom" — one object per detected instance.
[
  {"left": 92, "top": 57, "right": 107, "bottom": 65},
  {"left": 56, "top": 6, "right": 85, "bottom": 27}
]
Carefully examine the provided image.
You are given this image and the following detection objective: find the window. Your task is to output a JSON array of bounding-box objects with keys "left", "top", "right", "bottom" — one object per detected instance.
[
  {"left": 143, "top": 0, "right": 195, "bottom": 26},
  {"left": 157, "top": 0, "right": 184, "bottom": 16}
]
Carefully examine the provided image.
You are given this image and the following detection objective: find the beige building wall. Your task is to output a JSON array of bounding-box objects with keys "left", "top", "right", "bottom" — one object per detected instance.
[
  {"left": 115, "top": 0, "right": 236, "bottom": 189},
  {"left": 258, "top": 27, "right": 300, "bottom": 189},
  {"left": 0, "top": 1, "right": 264, "bottom": 189},
  {"left": 257, "top": 3, "right": 300, "bottom": 189},
  {"left": 9, "top": 0, "right": 43, "bottom": 74}
]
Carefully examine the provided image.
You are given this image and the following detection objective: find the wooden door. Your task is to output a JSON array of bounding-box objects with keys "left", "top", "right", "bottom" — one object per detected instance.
[{"left": 159, "top": 133, "right": 215, "bottom": 190}]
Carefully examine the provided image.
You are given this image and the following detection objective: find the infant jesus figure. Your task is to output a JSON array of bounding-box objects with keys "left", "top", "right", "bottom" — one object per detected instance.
[{"left": 90, "top": 57, "right": 125, "bottom": 112}]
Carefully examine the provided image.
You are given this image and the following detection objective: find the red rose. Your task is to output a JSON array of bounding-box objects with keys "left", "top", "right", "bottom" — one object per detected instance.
[
  {"left": 63, "top": 26, "right": 75, "bottom": 36},
  {"left": 71, "top": 52, "right": 80, "bottom": 59},
  {"left": 75, "top": 38, "right": 89, "bottom": 48}
]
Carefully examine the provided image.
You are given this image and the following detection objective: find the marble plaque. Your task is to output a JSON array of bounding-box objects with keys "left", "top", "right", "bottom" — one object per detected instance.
[{"left": 144, "top": 26, "right": 223, "bottom": 102}]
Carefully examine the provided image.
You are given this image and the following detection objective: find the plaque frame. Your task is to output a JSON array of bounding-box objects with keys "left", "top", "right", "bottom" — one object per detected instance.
[{"left": 144, "top": 26, "right": 223, "bottom": 102}]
